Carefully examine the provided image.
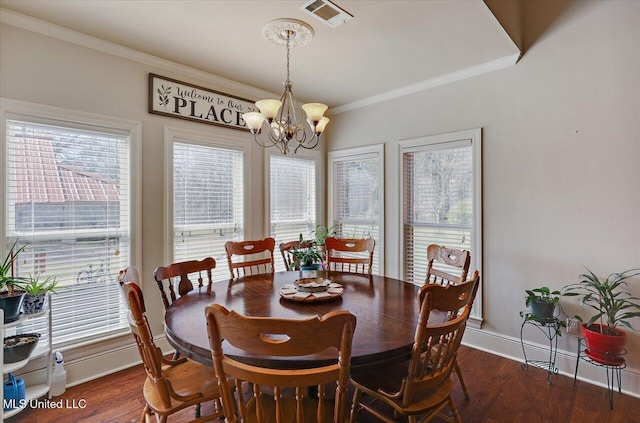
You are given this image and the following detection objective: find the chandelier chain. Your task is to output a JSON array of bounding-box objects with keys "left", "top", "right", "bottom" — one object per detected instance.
[{"left": 286, "top": 35, "right": 291, "bottom": 84}]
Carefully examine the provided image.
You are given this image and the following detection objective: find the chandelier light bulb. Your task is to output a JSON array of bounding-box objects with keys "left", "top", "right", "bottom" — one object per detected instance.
[
  {"left": 314, "top": 116, "right": 330, "bottom": 134},
  {"left": 255, "top": 99, "right": 282, "bottom": 120},
  {"left": 242, "top": 112, "right": 266, "bottom": 132},
  {"left": 302, "top": 103, "right": 328, "bottom": 123}
]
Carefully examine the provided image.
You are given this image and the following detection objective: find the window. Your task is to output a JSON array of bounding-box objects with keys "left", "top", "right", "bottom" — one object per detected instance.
[
  {"left": 2, "top": 99, "right": 140, "bottom": 346},
  {"left": 166, "top": 128, "right": 245, "bottom": 281},
  {"left": 328, "top": 145, "right": 384, "bottom": 275},
  {"left": 400, "top": 129, "right": 482, "bottom": 324},
  {"left": 268, "top": 153, "right": 319, "bottom": 272}
]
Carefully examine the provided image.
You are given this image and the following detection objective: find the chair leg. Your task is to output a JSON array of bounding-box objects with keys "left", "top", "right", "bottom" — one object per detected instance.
[
  {"left": 349, "top": 388, "right": 363, "bottom": 423},
  {"left": 454, "top": 359, "right": 470, "bottom": 399},
  {"left": 139, "top": 404, "right": 153, "bottom": 423},
  {"left": 448, "top": 396, "right": 462, "bottom": 423},
  {"left": 195, "top": 403, "right": 201, "bottom": 418}
]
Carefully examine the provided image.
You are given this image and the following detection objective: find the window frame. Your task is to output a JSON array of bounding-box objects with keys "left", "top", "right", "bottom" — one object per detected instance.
[
  {"left": 163, "top": 126, "right": 250, "bottom": 267},
  {"left": 328, "top": 144, "right": 385, "bottom": 276},
  {"left": 398, "top": 129, "right": 483, "bottom": 327},
  {"left": 0, "top": 97, "right": 142, "bottom": 346}
]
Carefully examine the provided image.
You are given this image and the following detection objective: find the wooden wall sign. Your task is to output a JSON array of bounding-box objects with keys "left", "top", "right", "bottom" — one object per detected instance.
[{"left": 149, "top": 73, "right": 257, "bottom": 131}]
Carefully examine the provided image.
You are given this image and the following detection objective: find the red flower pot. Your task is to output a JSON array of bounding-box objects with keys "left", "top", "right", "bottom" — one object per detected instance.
[{"left": 582, "top": 323, "right": 626, "bottom": 364}]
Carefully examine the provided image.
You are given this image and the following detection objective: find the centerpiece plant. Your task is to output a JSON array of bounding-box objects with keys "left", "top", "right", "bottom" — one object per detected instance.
[
  {"left": 563, "top": 268, "right": 640, "bottom": 363},
  {"left": 289, "top": 225, "right": 337, "bottom": 270},
  {"left": 289, "top": 234, "right": 323, "bottom": 270}
]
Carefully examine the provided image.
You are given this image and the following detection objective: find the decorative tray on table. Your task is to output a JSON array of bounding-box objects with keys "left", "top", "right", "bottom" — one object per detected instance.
[{"left": 279, "top": 278, "right": 344, "bottom": 302}]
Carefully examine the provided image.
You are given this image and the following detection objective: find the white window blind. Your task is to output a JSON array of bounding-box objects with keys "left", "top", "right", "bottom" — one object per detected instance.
[
  {"left": 5, "top": 118, "right": 131, "bottom": 346},
  {"left": 173, "top": 141, "right": 244, "bottom": 281},
  {"left": 403, "top": 142, "right": 474, "bottom": 284},
  {"left": 269, "top": 155, "right": 316, "bottom": 272},
  {"left": 330, "top": 149, "right": 382, "bottom": 275}
]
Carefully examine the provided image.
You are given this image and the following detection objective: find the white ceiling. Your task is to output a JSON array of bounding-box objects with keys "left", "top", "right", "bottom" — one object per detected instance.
[{"left": 0, "top": 0, "right": 519, "bottom": 110}]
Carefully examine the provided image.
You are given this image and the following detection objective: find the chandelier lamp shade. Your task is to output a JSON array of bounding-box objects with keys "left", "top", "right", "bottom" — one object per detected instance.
[{"left": 243, "top": 19, "right": 329, "bottom": 155}]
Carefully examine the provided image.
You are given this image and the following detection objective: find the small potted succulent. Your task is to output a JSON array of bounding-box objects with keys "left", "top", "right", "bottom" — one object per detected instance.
[
  {"left": 563, "top": 268, "right": 640, "bottom": 363},
  {"left": 525, "top": 286, "right": 562, "bottom": 320},
  {"left": 19, "top": 274, "right": 60, "bottom": 314},
  {"left": 0, "top": 240, "right": 27, "bottom": 323}
]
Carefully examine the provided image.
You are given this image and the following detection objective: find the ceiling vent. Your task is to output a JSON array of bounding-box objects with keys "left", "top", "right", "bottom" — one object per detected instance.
[{"left": 300, "top": 0, "right": 353, "bottom": 27}]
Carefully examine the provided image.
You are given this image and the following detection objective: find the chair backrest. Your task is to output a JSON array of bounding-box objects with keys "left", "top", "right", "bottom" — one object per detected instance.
[
  {"left": 279, "top": 239, "right": 314, "bottom": 271},
  {"left": 325, "top": 237, "right": 375, "bottom": 275},
  {"left": 154, "top": 257, "right": 216, "bottom": 309},
  {"left": 118, "top": 265, "right": 140, "bottom": 286},
  {"left": 402, "top": 272, "right": 479, "bottom": 406},
  {"left": 419, "top": 270, "right": 480, "bottom": 322},
  {"left": 425, "top": 244, "right": 471, "bottom": 286},
  {"left": 117, "top": 266, "right": 140, "bottom": 310},
  {"left": 225, "top": 238, "right": 275, "bottom": 278},
  {"left": 205, "top": 304, "right": 357, "bottom": 423},
  {"left": 121, "top": 281, "right": 175, "bottom": 408}
]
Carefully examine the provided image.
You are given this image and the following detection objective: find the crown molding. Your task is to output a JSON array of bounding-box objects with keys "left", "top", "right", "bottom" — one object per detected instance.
[
  {"left": 0, "top": 8, "right": 276, "bottom": 101},
  {"left": 1, "top": 7, "right": 520, "bottom": 115},
  {"left": 330, "top": 52, "right": 521, "bottom": 115}
]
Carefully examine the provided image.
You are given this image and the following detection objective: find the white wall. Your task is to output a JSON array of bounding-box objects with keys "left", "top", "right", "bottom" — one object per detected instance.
[
  {"left": 0, "top": 19, "right": 325, "bottom": 383},
  {"left": 327, "top": 0, "right": 640, "bottom": 394}
]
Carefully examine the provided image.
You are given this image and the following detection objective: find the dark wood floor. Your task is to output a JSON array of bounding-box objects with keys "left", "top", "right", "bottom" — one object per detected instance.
[{"left": 8, "top": 346, "right": 638, "bottom": 422}]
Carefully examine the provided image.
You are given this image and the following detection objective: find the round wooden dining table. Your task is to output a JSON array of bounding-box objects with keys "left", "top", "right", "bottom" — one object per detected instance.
[{"left": 164, "top": 271, "right": 421, "bottom": 372}]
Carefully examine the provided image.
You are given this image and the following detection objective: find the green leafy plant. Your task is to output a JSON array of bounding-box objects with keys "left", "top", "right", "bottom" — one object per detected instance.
[
  {"left": 519, "top": 286, "right": 565, "bottom": 335},
  {"left": 525, "top": 287, "right": 562, "bottom": 308},
  {"left": 563, "top": 268, "right": 640, "bottom": 334},
  {"left": 18, "top": 274, "right": 60, "bottom": 295},
  {"left": 288, "top": 234, "right": 323, "bottom": 269},
  {"left": 289, "top": 245, "right": 323, "bottom": 269},
  {"left": 313, "top": 224, "right": 337, "bottom": 248},
  {"left": 0, "top": 239, "right": 27, "bottom": 295}
]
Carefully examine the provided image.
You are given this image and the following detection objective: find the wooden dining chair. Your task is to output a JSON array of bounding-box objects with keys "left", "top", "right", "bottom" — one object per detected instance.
[
  {"left": 424, "top": 245, "right": 472, "bottom": 398},
  {"left": 121, "top": 281, "right": 223, "bottom": 423},
  {"left": 279, "top": 239, "right": 314, "bottom": 270},
  {"left": 349, "top": 272, "right": 479, "bottom": 423},
  {"left": 421, "top": 271, "right": 480, "bottom": 401},
  {"left": 325, "top": 237, "right": 375, "bottom": 275},
  {"left": 154, "top": 257, "right": 217, "bottom": 309},
  {"left": 205, "top": 304, "right": 357, "bottom": 423},
  {"left": 425, "top": 244, "right": 471, "bottom": 286},
  {"left": 225, "top": 237, "right": 276, "bottom": 278}
]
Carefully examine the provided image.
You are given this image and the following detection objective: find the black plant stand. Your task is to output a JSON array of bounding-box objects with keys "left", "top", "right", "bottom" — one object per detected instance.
[
  {"left": 520, "top": 313, "right": 560, "bottom": 385},
  {"left": 573, "top": 337, "right": 626, "bottom": 409}
]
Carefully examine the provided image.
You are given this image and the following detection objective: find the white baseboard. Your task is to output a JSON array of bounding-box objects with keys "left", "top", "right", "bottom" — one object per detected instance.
[
  {"left": 15, "top": 334, "right": 175, "bottom": 389},
  {"left": 64, "top": 335, "right": 175, "bottom": 388},
  {"left": 462, "top": 327, "right": 640, "bottom": 399}
]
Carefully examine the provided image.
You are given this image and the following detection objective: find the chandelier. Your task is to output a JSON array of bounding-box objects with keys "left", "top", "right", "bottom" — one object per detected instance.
[{"left": 243, "top": 19, "right": 329, "bottom": 155}]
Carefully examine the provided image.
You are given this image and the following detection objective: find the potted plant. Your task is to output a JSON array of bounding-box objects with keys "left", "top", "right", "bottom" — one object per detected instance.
[
  {"left": 524, "top": 286, "right": 562, "bottom": 320},
  {"left": 18, "top": 274, "right": 60, "bottom": 314},
  {"left": 289, "top": 234, "right": 323, "bottom": 271},
  {"left": 312, "top": 224, "right": 337, "bottom": 262},
  {"left": 0, "top": 240, "right": 28, "bottom": 323},
  {"left": 313, "top": 224, "right": 337, "bottom": 249},
  {"left": 563, "top": 268, "right": 640, "bottom": 363}
]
